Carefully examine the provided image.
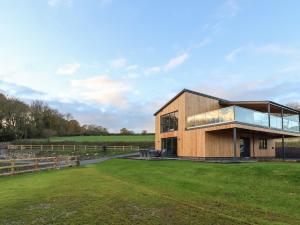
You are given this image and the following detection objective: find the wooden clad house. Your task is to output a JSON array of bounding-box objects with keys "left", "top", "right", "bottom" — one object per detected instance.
[{"left": 154, "top": 89, "right": 300, "bottom": 159}]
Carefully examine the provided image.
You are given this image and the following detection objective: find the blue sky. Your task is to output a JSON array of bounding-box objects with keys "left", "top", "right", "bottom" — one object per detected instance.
[{"left": 1, "top": 0, "right": 300, "bottom": 132}]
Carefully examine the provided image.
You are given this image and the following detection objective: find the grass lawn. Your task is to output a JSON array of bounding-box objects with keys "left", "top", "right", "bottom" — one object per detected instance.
[
  {"left": 23, "top": 134, "right": 155, "bottom": 143},
  {"left": 1, "top": 160, "right": 300, "bottom": 225}
]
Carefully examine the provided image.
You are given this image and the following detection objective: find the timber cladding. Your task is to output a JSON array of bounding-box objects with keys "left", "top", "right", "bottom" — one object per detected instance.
[{"left": 155, "top": 89, "right": 299, "bottom": 158}]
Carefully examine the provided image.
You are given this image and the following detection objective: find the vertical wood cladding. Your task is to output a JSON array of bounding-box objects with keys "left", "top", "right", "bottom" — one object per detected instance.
[{"left": 155, "top": 90, "right": 291, "bottom": 158}]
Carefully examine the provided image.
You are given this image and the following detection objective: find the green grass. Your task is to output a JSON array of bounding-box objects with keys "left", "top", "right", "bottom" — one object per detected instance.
[
  {"left": 1, "top": 160, "right": 300, "bottom": 225},
  {"left": 23, "top": 135, "right": 155, "bottom": 143}
]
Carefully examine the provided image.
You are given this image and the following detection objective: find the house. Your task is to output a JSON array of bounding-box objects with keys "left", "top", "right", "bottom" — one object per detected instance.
[{"left": 154, "top": 89, "right": 300, "bottom": 159}]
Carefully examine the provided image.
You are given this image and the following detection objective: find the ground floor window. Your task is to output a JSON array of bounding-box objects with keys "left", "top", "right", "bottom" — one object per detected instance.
[{"left": 259, "top": 138, "right": 268, "bottom": 149}]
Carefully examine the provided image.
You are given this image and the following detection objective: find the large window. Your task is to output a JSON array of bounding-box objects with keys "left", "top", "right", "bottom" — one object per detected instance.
[
  {"left": 259, "top": 138, "right": 268, "bottom": 150},
  {"left": 160, "top": 111, "right": 178, "bottom": 133}
]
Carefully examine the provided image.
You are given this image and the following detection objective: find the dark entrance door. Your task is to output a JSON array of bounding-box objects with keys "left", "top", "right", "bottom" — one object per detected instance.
[
  {"left": 240, "top": 137, "right": 250, "bottom": 158},
  {"left": 161, "top": 137, "right": 177, "bottom": 157}
]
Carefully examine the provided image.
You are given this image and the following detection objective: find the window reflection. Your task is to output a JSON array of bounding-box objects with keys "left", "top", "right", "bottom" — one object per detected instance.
[
  {"left": 186, "top": 105, "right": 299, "bottom": 133},
  {"left": 160, "top": 111, "right": 178, "bottom": 133}
]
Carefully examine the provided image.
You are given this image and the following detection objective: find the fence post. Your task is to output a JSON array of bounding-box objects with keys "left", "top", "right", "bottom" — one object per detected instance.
[
  {"left": 74, "top": 145, "right": 76, "bottom": 151},
  {"left": 131, "top": 146, "right": 133, "bottom": 151},
  {"left": 41, "top": 145, "right": 43, "bottom": 151},
  {"left": 30, "top": 145, "right": 33, "bottom": 150},
  {"left": 85, "top": 145, "right": 87, "bottom": 151},
  {"left": 35, "top": 159, "right": 39, "bottom": 171},
  {"left": 123, "top": 146, "right": 125, "bottom": 151},
  {"left": 55, "top": 157, "right": 58, "bottom": 169},
  {"left": 10, "top": 159, "right": 15, "bottom": 175},
  {"left": 51, "top": 145, "right": 53, "bottom": 151}
]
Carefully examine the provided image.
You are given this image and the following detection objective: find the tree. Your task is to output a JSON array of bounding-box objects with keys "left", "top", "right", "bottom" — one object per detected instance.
[
  {"left": 141, "top": 130, "right": 147, "bottom": 134},
  {"left": 286, "top": 102, "right": 300, "bottom": 111},
  {"left": 0, "top": 92, "right": 109, "bottom": 141},
  {"left": 120, "top": 128, "right": 134, "bottom": 135}
]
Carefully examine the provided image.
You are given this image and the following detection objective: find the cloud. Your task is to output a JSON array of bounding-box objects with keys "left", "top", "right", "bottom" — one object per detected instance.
[
  {"left": 48, "top": 0, "right": 72, "bottom": 7},
  {"left": 225, "top": 44, "right": 297, "bottom": 62},
  {"left": 145, "top": 66, "right": 161, "bottom": 75},
  {"left": 56, "top": 63, "right": 81, "bottom": 75},
  {"left": 225, "top": 47, "right": 244, "bottom": 62},
  {"left": 164, "top": 53, "right": 189, "bottom": 71},
  {"left": 0, "top": 80, "right": 45, "bottom": 99},
  {"left": 110, "top": 58, "right": 127, "bottom": 68},
  {"left": 70, "top": 75, "right": 131, "bottom": 107},
  {"left": 254, "top": 44, "right": 296, "bottom": 55},
  {"left": 126, "top": 65, "right": 139, "bottom": 71},
  {"left": 197, "top": 76, "right": 300, "bottom": 104}
]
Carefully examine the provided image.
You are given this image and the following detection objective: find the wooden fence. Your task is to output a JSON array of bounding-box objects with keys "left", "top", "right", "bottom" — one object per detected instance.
[
  {"left": 7, "top": 144, "right": 140, "bottom": 151},
  {"left": 0, "top": 156, "right": 79, "bottom": 177}
]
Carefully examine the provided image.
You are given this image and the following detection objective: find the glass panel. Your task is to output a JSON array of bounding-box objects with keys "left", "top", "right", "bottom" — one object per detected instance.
[
  {"left": 283, "top": 114, "right": 299, "bottom": 132},
  {"left": 186, "top": 115, "right": 195, "bottom": 128},
  {"left": 185, "top": 104, "right": 299, "bottom": 133},
  {"left": 195, "top": 113, "right": 206, "bottom": 126},
  {"left": 270, "top": 115, "right": 282, "bottom": 129},
  {"left": 235, "top": 106, "right": 269, "bottom": 127},
  {"left": 219, "top": 107, "right": 234, "bottom": 122},
  {"left": 160, "top": 111, "right": 178, "bottom": 132},
  {"left": 186, "top": 106, "right": 234, "bottom": 128},
  {"left": 206, "top": 109, "right": 219, "bottom": 124}
]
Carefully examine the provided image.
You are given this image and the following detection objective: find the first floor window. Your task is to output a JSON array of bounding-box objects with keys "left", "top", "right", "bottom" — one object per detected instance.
[
  {"left": 160, "top": 111, "right": 178, "bottom": 133},
  {"left": 259, "top": 138, "right": 268, "bottom": 150}
]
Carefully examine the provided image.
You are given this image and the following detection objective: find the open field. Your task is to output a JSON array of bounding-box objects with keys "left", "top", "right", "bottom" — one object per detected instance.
[
  {"left": 1, "top": 160, "right": 300, "bottom": 225},
  {"left": 16, "top": 135, "right": 155, "bottom": 143}
]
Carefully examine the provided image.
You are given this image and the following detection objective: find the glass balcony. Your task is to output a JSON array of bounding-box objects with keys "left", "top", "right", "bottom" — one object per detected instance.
[{"left": 186, "top": 106, "right": 300, "bottom": 133}]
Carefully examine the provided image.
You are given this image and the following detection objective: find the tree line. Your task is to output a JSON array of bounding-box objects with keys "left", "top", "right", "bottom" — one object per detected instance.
[{"left": 0, "top": 93, "right": 108, "bottom": 141}]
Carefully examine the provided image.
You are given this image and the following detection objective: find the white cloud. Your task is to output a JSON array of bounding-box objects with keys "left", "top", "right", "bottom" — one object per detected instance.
[
  {"left": 70, "top": 75, "right": 131, "bottom": 107},
  {"left": 56, "top": 63, "right": 81, "bottom": 75},
  {"left": 126, "top": 65, "right": 139, "bottom": 71},
  {"left": 225, "top": 47, "right": 244, "bottom": 62},
  {"left": 254, "top": 44, "right": 296, "bottom": 55},
  {"left": 123, "top": 73, "right": 140, "bottom": 79},
  {"left": 164, "top": 53, "right": 189, "bottom": 71},
  {"left": 225, "top": 44, "right": 297, "bottom": 62},
  {"left": 145, "top": 66, "right": 161, "bottom": 74},
  {"left": 110, "top": 58, "right": 127, "bottom": 68},
  {"left": 48, "top": 0, "right": 72, "bottom": 7}
]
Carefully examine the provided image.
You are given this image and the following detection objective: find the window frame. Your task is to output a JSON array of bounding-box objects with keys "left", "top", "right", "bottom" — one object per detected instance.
[
  {"left": 259, "top": 138, "right": 268, "bottom": 150},
  {"left": 160, "top": 111, "right": 178, "bottom": 133}
]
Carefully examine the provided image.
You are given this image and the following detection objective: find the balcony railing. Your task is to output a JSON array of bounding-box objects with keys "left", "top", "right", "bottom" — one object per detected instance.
[{"left": 186, "top": 106, "right": 300, "bottom": 133}]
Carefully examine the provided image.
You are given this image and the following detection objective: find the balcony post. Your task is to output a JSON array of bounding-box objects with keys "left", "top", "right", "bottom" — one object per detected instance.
[
  {"left": 282, "top": 134, "right": 285, "bottom": 160},
  {"left": 268, "top": 103, "right": 271, "bottom": 128},
  {"left": 281, "top": 108, "right": 284, "bottom": 130},
  {"left": 299, "top": 113, "right": 300, "bottom": 133},
  {"left": 233, "top": 128, "right": 237, "bottom": 158}
]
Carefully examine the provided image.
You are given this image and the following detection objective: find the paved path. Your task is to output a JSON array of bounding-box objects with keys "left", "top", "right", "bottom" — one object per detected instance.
[{"left": 80, "top": 152, "right": 139, "bottom": 166}]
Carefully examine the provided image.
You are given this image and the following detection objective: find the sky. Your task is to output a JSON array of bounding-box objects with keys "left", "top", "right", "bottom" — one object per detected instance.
[{"left": 1, "top": 0, "right": 300, "bottom": 132}]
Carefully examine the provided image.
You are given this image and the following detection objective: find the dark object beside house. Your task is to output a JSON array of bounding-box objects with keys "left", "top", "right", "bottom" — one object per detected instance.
[
  {"left": 276, "top": 147, "right": 300, "bottom": 158},
  {"left": 139, "top": 149, "right": 167, "bottom": 158}
]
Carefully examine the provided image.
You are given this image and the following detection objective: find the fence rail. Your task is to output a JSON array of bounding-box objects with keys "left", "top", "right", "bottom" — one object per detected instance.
[
  {"left": 0, "top": 156, "right": 79, "bottom": 177},
  {"left": 7, "top": 144, "right": 140, "bottom": 151}
]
